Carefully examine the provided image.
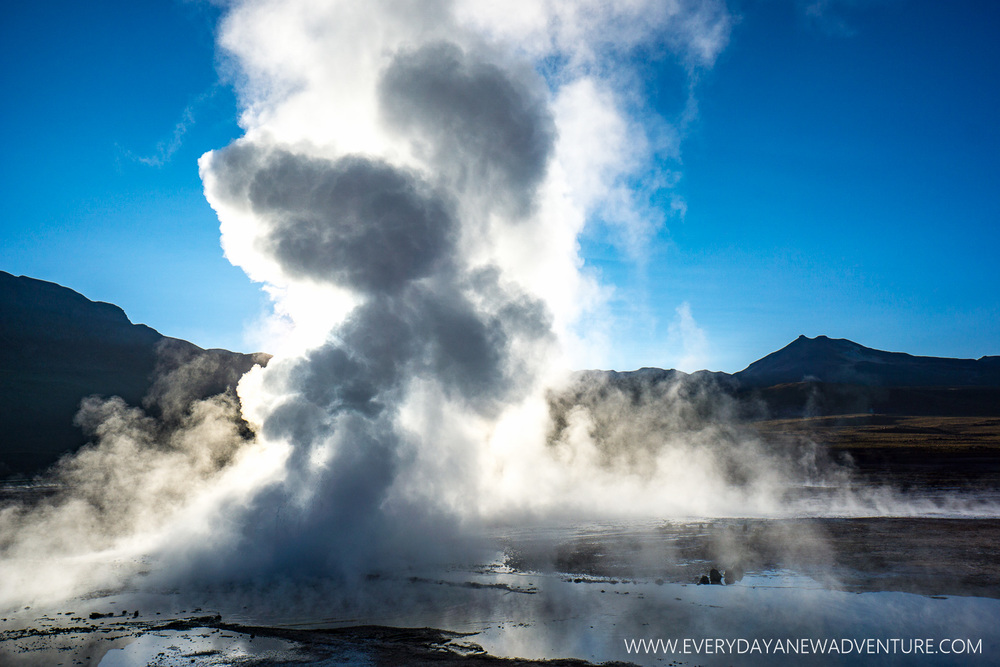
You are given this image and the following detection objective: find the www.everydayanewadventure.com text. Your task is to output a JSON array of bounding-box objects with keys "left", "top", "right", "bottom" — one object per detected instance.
[{"left": 623, "top": 637, "right": 983, "bottom": 656}]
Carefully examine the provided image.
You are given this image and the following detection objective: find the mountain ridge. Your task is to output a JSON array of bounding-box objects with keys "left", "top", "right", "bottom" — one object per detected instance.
[
  {"left": 600, "top": 334, "right": 1000, "bottom": 389},
  {"left": 0, "top": 271, "right": 269, "bottom": 477},
  {"left": 3, "top": 271, "right": 998, "bottom": 477},
  {"left": 584, "top": 335, "right": 1000, "bottom": 421},
  {"left": 734, "top": 334, "right": 1000, "bottom": 388}
]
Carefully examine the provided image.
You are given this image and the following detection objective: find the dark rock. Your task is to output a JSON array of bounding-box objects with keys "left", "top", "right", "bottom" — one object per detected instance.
[{"left": 698, "top": 575, "right": 710, "bottom": 585}]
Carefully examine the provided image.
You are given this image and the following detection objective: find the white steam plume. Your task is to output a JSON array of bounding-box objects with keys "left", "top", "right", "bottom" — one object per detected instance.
[
  {"left": 185, "top": 2, "right": 728, "bottom": 575},
  {"left": 187, "top": 0, "right": 739, "bottom": 577}
]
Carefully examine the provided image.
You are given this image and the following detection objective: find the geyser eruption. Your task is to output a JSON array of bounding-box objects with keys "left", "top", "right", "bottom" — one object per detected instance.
[
  {"left": 182, "top": 0, "right": 752, "bottom": 578},
  {"left": 190, "top": 0, "right": 753, "bottom": 574},
  {"left": 3, "top": 0, "right": 832, "bottom": 609},
  {"left": 189, "top": 7, "right": 569, "bottom": 581},
  {"left": 193, "top": 136, "right": 558, "bottom": 579}
]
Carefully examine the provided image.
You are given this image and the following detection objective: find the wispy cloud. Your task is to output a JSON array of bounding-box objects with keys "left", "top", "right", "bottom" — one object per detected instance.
[
  {"left": 801, "top": 0, "right": 860, "bottom": 37},
  {"left": 123, "top": 86, "right": 220, "bottom": 167},
  {"left": 669, "top": 301, "right": 709, "bottom": 372}
]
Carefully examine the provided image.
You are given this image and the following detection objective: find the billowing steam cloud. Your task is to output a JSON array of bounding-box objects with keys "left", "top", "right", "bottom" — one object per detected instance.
[
  {"left": 188, "top": 0, "right": 747, "bottom": 574},
  {"left": 2, "top": 0, "right": 829, "bottom": 609},
  {"left": 188, "top": 130, "right": 557, "bottom": 579}
]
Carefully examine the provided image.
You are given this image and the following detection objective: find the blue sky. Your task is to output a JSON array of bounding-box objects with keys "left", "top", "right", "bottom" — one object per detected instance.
[
  {"left": 1, "top": 0, "right": 263, "bottom": 349},
  {"left": 2, "top": 0, "right": 998, "bottom": 372}
]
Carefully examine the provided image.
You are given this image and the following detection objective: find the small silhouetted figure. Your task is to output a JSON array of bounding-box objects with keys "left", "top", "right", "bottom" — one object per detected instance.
[{"left": 709, "top": 568, "right": 723, "bottom": 585}]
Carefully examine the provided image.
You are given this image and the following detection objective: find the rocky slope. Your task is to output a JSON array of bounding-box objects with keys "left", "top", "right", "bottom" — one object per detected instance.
[{"left": 0, "top": 271, "right": 268, "bottom": 477}]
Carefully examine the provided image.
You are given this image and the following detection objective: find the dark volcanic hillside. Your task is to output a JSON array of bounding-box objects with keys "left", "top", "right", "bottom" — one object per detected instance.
[
  {"left": 735, "top": 334, "right": 1000, "bottom": 388},
  {"left": 574, "top": 336, "right": 1000, "bottom": 421},
  {"left": 731, "top": 336, "right": 1000, "bottom": 419},
  {"left": 0, "top": 271, "right": 269, "bottom": 477}
]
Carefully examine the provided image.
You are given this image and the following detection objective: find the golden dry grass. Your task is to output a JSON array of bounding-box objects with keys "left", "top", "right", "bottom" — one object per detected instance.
[{"left": 753, "top": 414, "right": 1000, "bottom": 450}]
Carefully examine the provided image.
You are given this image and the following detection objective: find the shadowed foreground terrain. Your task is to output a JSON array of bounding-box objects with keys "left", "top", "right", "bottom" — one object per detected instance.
[
  {"left": 505, "top": 517, "right": 1000, "bottom": 599},
  {"left": 0, "top": 616, "right": 636, "bottom": 667},
  {"left": 3, "top": 512, "right": 999, "bottom": 665}
]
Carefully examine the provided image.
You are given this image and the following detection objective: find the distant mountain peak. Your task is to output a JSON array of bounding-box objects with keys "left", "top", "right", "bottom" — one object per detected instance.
[
  {"left": 735, "top": 335, "right": 998, "bottom": 388},
  {"left": 792, "top": 334, "right": 857, "bottom": 347}
]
